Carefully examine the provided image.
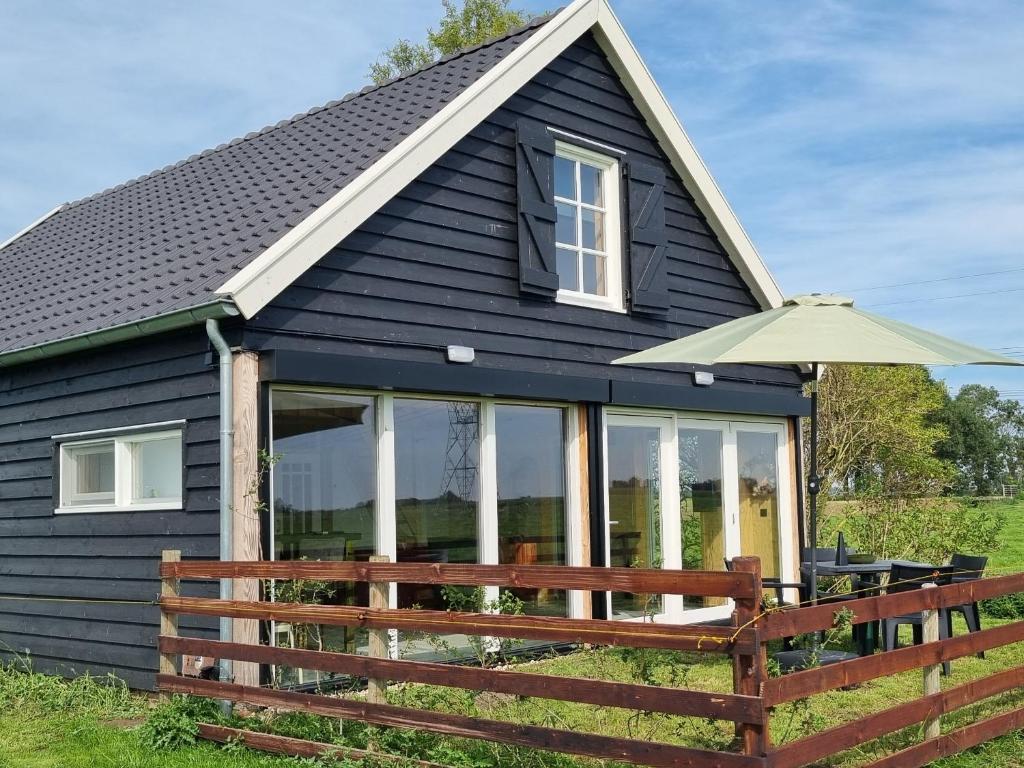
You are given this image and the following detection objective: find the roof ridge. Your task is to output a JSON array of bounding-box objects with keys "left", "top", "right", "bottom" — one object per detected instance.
[{"left": 58, "top": 10, "right": 558, "bottom": 215}]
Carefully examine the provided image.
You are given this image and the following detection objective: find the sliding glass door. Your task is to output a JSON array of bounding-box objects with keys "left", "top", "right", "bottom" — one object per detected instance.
[{"left": 605, "top": 411, "right": 793, "bottom": 624}]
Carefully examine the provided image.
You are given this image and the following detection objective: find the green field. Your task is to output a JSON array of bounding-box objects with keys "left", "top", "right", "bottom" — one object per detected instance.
[{"left": 1, "top": 501, "right": 1022, "bottom": 767}]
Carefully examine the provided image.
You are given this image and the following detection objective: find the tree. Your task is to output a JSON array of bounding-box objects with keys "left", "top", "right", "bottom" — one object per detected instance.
[
  {"left": 369, "top": 0, "right": 531, "bottom": 85},
  {"left": 938, "top": 384, "right": 1024, "bottom": 495},
  {"left": 811, "top": 364, "right": 952, "bottom": 500}
]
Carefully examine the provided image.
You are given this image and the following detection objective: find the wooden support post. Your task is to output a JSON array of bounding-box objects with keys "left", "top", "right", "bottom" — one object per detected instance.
[
  {"left": 576, "top": 404, "right": 592, "bottom": 619},
  {"left": 922, "top": 582, "right": 941, "bottom": 740},
  {"left": 232, "top": 350, "right": 261, "bottom": 687},
  {"left": 732, "top": 556, "right": 768, "bottom": 756},
  {"left": 367, "top": 555, "right": 390, "bottom": 704},
  {"left": 160, "top": 550, "right": 182, "bottom": 698}
]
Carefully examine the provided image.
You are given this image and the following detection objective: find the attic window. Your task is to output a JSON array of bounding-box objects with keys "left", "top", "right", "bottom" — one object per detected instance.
[
  {"left": 55, "top": 425, "right": 183, "bottom": 513},
  {"left": 553, "top": 142, "right": 623, "bottom": 311}
]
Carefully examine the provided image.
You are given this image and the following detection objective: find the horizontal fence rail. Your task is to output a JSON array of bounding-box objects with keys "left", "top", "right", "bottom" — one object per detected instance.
[
  {"left": 160, "top": 676, "right": 764, "bottom": 768},
  {"left": 161, "top": 559, "right": 756, "bottom": 598},
  {"left": 761, "top": 571, "right": 1024, "bottom": 640},
  {"left": 156, "top": 553, "right": 1024, "bottom": 768},
  {"left": 161, "top": 595, "right": 754, "bottom": 653},
  {"left": 161, "top": 636, "right": 765, "bottom": 723}
]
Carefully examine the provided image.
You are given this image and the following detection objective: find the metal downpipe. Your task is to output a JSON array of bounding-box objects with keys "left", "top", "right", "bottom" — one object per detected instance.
[{"left": 205, "top": 318, "right": 234, "bottom": 687}]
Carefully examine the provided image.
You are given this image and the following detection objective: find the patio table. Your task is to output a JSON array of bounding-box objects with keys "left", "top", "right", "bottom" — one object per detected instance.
[{"left": 799, "top": 559, "right": 937, "bottom": 656}]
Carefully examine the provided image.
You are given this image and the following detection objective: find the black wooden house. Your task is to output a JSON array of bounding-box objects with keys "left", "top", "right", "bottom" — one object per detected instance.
[{"left": 0, "top": 0, "right": 808, "bottom": 689}]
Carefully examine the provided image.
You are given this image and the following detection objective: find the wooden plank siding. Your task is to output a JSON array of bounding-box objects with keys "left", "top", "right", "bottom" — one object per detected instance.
[
  {"left": 244, "top": 33, "right": 802, "bottom": 399},
  {"left": 0, "top": 328, "right": 223, "bottom": 689}
]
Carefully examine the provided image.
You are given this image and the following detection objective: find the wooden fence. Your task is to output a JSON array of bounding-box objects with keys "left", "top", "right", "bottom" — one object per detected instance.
[{"left": 157, "top": 552, "right": 1024, "bottom": 768}]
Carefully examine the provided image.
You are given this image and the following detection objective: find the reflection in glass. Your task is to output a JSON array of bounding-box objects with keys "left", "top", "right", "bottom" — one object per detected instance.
[
  {"left": 394, "top": 399, "right": 480, "bottom": 612},
  {"left": 581, "top": 208, "right": 604, "bottom": 250},
  {"left": 737, "top": 431, "right": 781, "bottom": 579},
  {"left": 580, "top": 162, "right": 602, "bottom": 206},
  {"left": 679, "top": 428, "right": 726, "bottom": 609},
  {"left": 131, "top": 436, "right": 182, "bottom": 503},
  {"left": 607, "top": 425, "right": 663, "bottom": 618},
  {"left": 554, "top": 155, "right": 576, "bottom": 200},
  {"left": 271, "top": 390, "right": 377, "bottom": 682},
  {"left": 557, "top": 247, "right": 578, "bottom": 292},
  {"left": 556, "top": 202, "right": 577, "bottom": 246},
  {"left": 65, "top": 442, "right": 116, "bottom": 505},
  {"left": 581, "top": 252, "right": 605, "bottom": 295},
  {"left": 496, "top": 405, "right": 566, "bottom": 616}
]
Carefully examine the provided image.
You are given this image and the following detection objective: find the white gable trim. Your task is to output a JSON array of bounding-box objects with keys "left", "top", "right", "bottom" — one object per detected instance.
[
  {"left": 216, "top": 0, "right": 783, "bottom": 317},
  {"left": 592, "top": 2, "right": 783, "bottom": 310}
]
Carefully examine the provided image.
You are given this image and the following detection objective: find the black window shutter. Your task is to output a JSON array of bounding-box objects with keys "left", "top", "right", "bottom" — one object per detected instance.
[
  {"left": 515, "top": 120, "right": 559, "bottom": 298},
  {"left": 626, "top": 161, "right": 670, "bottom": 315}
]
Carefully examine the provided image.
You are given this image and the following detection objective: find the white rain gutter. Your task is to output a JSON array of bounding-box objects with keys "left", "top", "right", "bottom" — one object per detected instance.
[{"left": 205, "top": 318, "right": 234, "bottom": 688}]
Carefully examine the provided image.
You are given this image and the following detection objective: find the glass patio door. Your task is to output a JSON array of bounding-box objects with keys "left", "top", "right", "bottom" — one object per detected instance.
[
  {"left": 604, "top": 415, "right": 681, "bottom": 621},
  {"left": 677, "top": 421, "right": 734, "bottom": 623},
  {"left": 734, "top": 425, "right": 786, "bottom": 581}
]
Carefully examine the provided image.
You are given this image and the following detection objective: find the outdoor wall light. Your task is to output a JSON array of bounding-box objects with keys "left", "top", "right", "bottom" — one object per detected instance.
[
  {"left": 446, "top": 345, "right": 475, "bottom": 364},
  {"left": 693, "top": 371, "right": 715, "bottom": 386}
]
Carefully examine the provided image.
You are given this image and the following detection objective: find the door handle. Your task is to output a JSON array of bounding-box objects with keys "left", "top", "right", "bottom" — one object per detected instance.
[{"left": 609, "top": 520, "right": 620, "bottom": 525}]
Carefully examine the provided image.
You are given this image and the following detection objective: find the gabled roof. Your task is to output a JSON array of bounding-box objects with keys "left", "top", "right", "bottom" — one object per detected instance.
[{"left": 0, "top": 0, "right": 784, "bottom": 366}]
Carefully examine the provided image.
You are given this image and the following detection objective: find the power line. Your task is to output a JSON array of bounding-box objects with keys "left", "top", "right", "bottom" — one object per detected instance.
[
  {"left": 841, "top": 266, "right": 1024, "bottom": 293},
  {"left": 864, "top": 286, "right": 1024, "bottom": 308}
]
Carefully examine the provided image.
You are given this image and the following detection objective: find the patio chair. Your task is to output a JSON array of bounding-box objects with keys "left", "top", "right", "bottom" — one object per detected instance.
[
  {"left": 881, "top": 563, "right": 955, "bottom": 675},
  {"left": 724, "top": 559, "right": 801, "bottom": 650},
  {"left": 947, "top": 553, "right": 988, "bottom": 658}
]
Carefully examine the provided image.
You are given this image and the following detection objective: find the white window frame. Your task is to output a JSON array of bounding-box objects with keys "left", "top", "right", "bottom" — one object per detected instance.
[
  {"left": 553, "top": 141, "right": 624, "bottom": 313},
  {"left": 602, "top": 407, "right": 797, "bottom": 624},
  {"left": 55, "top": 425, "right": 184, "bottom": 514},
  {"left": 267, "top": 387, "right": 586, "bottom": 630}
]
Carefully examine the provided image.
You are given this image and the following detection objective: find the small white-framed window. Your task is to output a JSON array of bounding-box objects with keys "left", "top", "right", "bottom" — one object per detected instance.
[
  {"left": 553, "top": 141, "right": 623, "bottom": 312},
  {"left": 56, "top": 427, "right": 183, "bottom": 513}
]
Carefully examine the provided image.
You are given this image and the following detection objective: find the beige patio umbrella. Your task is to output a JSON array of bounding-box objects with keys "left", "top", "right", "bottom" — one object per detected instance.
[{"left": 613, "top": 294, "right": 1023, "bottom": 605}]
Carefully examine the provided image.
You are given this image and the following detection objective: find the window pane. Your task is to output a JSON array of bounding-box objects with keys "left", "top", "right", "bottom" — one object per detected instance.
[
  {"left": 581, "top": 208, "right": 604, "bottom": 251},
  {"left": 65, "top": 442, "right": 115, "bottom": 505},
  {"left": 271, "top": 390, "right": 377, "bottom": 681},
  {"left": 394, "top": 399, "right": 479, "bottom": 609},
  {"left": 679, "top": 428, "right": 726, "bottom": 609},
  {"left": 581, "top": 252, "right": 606, "bottom": 296},
  {"left": 556, "top": 247, "right": 579, "bottom": 292},
  {"left": 737, "top": 431, "right": 781, "bottom": 580},
  {"left": 607, "top": 425, "right": 663, "bottom": 619},
  {"left": 496, "top": 405, "right": 566, "bottom": 617},
  {"left": 554, "top": 155, "right": 576, "bottom": 200},
  {"left": 131, "top": 435, "right": 182, "bottom": 503},
  {"left": 555, "top": 202, "right": 577, "bottom": 246},
  {"left": 580, "top": 162, "right": 602, "bottom": 206}
]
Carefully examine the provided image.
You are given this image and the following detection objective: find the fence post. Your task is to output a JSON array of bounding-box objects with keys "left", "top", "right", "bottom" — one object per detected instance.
[
  {"left": 367, "top": 555, "right": 390, "bottom": 705},
  {"left": 732, "top": 556, "right": 768, "bottom": 756},
  {"left": 159, "top": 550, "right": 181, "bottom": 699},
  {"left": 922, "top": 582, "right": 941, "bottom": 740}
]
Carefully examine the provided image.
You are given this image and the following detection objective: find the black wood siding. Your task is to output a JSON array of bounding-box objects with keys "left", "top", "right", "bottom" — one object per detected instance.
[
  {"left": 0, "top": 329, "right": 220, "bottom": 689},
  {"left": 246, "top": 34, "right": 801, "bottom": 398}
]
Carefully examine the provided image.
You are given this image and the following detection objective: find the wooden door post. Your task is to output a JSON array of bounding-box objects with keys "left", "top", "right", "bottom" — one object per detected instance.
[
  {"left": 731, "top": 556, "right": 768, "bottom": 756},
  {"left": 922, "top": 582, "right": 941, "bottom": 740},
  {"left": 367, "top": 555, "right": 390, "bottom": 704},
  {"left": 159, "top": 550, "right": 182, "bottom": 698}
]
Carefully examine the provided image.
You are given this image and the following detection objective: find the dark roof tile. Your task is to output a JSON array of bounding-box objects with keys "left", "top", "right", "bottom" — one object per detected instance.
[{"left": 0, "top": 13, "right": 553, "bottom": 354}]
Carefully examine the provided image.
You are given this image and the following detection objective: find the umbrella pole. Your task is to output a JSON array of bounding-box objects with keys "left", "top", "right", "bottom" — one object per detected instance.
[{"left": 808, "top": 363, "right": 821, "bottom": 612}]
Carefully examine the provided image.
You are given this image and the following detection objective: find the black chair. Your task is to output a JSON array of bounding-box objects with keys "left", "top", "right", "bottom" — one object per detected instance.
[
  {"left": 882, "top": 564, "right": 955, "bottom": 675},
  {"left": 725, "top": 559, "right": 802, "bottom": 650},
  {"left": 948, "top": 554, "right": 987, "bottom": 657}
]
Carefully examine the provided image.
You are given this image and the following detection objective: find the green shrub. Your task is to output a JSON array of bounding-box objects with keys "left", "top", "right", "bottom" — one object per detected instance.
[
  {"left": 821, "top": 495, "right": 1005, "bottom": 564},
  {"left": 138, "top": 694, "right": 222, "bottom": 750},
  {"left": 981, "top": 593, "right": 1024, "bottom": 619}
]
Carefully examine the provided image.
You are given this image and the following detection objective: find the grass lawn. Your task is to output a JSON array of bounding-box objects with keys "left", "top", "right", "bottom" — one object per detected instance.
[{"left": 0, "top": 501, "right": 1022, "bottom": 767}]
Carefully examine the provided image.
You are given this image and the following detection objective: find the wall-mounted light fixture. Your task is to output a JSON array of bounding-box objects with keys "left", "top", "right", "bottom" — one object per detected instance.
[
  {"left": 693, "top": 371, "right": 714, "bottom": 387},
  {"left": 446, "top": 345, "right": 475, "bottom": 364}
]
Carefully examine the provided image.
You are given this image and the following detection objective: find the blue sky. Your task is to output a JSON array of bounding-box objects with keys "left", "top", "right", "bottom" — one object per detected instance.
[{"left": 2, "top": 1, "right": 1022, "bottom": 397}]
